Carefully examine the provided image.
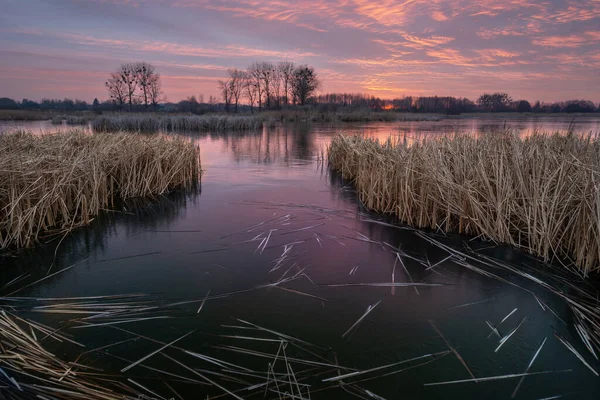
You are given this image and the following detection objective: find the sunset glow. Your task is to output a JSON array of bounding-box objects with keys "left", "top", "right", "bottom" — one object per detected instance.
[{"left": 1, "top": 0, "right": 599, "bottom": 102}]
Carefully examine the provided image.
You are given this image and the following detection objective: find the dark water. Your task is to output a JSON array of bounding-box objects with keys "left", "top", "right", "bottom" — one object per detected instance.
[{"left": 1, "top": 120, "right": 599, "bottom": 399}]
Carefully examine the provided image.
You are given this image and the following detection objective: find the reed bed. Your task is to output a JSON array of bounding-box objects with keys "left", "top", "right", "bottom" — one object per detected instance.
[
  {"left": 0, "top": 130, "right": 200, "bottom": 249},
  {"left": 92, "top": 114, "right": 266, "bottom": 132},
  {"left": 328, "top": 132, "right": 600, "bottom": 276}
]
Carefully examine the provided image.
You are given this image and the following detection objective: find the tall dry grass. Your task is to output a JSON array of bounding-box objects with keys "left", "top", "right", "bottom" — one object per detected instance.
[
  {"left": 328, "top": 132, "right": 600, "bottom": 276},
  {"left": 92, "top": 114, "right": 266, "bottom": 132},
  {"left": 0, "top": 130, "right": 200, "bottom": 249}
]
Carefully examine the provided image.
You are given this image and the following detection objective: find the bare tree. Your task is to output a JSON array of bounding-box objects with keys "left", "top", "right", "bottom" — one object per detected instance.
[
  {"left": 116, "top": 63, "right": 139, "bottom": 111},
  {"left": 105, "top": 72, "right": 127, "bottom": 110},
  {"left": 242, "top": 71, "right": 257, "bottom": 113},
  {"left": 248, "top": 62, "right": 264, "bottom": 111},
  {"left": 278, "top": 61, "right": 295, "bottom": 105},
  {"left": 272, "top": 67, "right": 282, "bottom": 109},
  {"left": 227, "top": 69, "right": 245, "bottom": 113},
  {"left": 149, "top": 73, "right": 164, "bottom": 111},
  {"left": 218, "top": 61, "right": 321, "bottom": 110},
  {"left": 119, "top": 63, "right": 138, "bottom": 111},
  {"left": 135, "top": 62, "right": 158, "bottom": 110},
  {"left": 218, "top": 78, "right": 232, "bottom": 112},
  {"left": 258, "top": 62, "right": 275, "bottom": 109},
  {"left": 291, "top": 65, "right": 320, "bottom": 105}
]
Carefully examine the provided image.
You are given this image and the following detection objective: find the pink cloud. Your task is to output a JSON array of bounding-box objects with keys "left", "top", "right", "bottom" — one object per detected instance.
[
  {"left": 402, "top": 34, "right": 455, "bottom": 49},
  {"left": 430, "top": 11, "right": 449, "bottom": 21},
  {"left": 477, "top": 28, "right": 526, "bottom": 39},
  {"left": 188, "top": 0, "right": 341, "bottom": 32},
  {"left": 5, "top": 29, "right": 319, "bottom": 60},
  {"left": 475, "top": 49, "right": 520, "bottom": 61},
  {"left": 545, "top": 5, "right": 600, "bottom": 23},
  {"left": 426, "top": 48, "right": 477, "bottom": 67},
  {"left": 533, "top": 32, "right": 600, "bottom": 48}
]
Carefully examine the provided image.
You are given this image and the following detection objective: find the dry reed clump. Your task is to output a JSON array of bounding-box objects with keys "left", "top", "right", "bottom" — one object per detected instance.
[
  {"left": 328, "top": 132, "right": 600, "bottom": 276},
  {"left": 0, "top": 130, "right": 201, "bottom": 249},
  {"left": 92, "top": 114, "right": 266, "bottom": 132}
]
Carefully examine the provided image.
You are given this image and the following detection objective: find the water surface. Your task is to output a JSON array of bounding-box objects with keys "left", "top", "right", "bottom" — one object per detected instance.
[{"left": 1, "top": 118, "right": 599, "bottom": 399}]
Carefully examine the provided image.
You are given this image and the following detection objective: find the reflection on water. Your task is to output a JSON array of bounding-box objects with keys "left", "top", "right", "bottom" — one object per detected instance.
[
  {"left": 0, "top": 188, "right": 199, "bottom": 286},
  {"left": 213, "top": 123, "right": 317, "bottom": 165},
  {"left": 2, "top": 113, "right": 600, "bottom": 141},
  {"left": 0, "top": 118, "right": 599, "bottom": 399}
]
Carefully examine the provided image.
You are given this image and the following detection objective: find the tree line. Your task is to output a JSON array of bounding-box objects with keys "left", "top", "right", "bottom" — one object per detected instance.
[
  {"left": 0, "top": 97, "right": 94, "bottom": 111},
  {"left": 105, "top": 62, "right": 164, "bottom": 111},
  {"left": 2, "top": 62, "right": 598, "bottom": 116},
  {"left": 218, "top": 62, "right": 320, "bottom": 112},
  {"left": 312, "top": 93, "right": 600, "bottom": 114}
]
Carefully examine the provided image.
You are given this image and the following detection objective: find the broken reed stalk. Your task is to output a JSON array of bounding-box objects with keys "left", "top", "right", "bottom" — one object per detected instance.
[
  {"left": 328, "top": 132, "right": 600, "bottom": 276},
  {"left": 0, "top": 130, "right": 201, "bottom": 249},
  {"left": 0, "top": 311, "right": 146, "bottom": 399}
]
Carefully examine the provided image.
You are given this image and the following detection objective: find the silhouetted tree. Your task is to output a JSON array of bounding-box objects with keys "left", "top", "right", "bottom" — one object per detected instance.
[
  {"left": 564, "top": 100, "right": 596, "bottom": 113},
  {"left": 278, "top": 61, "right": 295, "bottom": 105},
  {"left": 21, "top": 99, "right": 39, "bottom": 109},
  {"left": 0, "top": 97, "right": 18, "bottom": 109},
  {"left": 227, "top": 69, "right": 245, "bottom": 112},
  {"left": 242, "top": 71, "right": 257, "bottom": 113},
  {"left": 477, "top": 93, "right": 512, "bottom": 112},
  {"left": 258, "top": 62, "right": 276, "bottom": 109},
  {"left": 248, "top": 62, "right": 264, "bottom": 111},
  {"left": 516, "top": 100, "right": 532, "bottom": 113},
  {"left": 218, "top": 78, "right": 232, "bottom": 112},
  {"left": 291, "top": 65, "right": 320, "bottom": 105},
  {"left": 272, "top": 66, "right": 282, "bottom": 109},
  {"left": 135, "top": 62, "right": 159, "bottom": 109},
  {"left": 148, "top": 73, "right": 164, "bottom": 111},
  {"left": 118, "top": 63, "right": 139, "bottom": 111},
  {"left": 105, "top": 72, "right": 127, "bottom": 110},
  {"left": 105, "top": 62, "right": 163, "bottom": 111}
]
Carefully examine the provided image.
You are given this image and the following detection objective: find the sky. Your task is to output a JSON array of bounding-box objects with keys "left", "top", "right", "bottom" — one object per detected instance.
[{"left": 1, "top": 0, "right": 599, "bottom": 103}]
